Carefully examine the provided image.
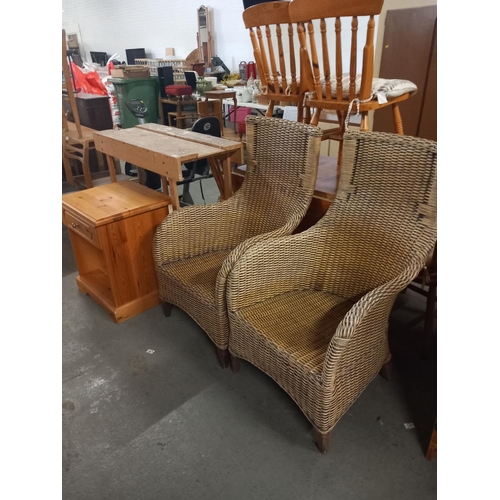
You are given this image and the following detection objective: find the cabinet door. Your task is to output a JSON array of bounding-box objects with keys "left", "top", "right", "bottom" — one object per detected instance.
[
  {"left": 373, "top": 5, "right": 437, "bottom": 140},
  {"left": 417, "top": 19, "right": 437, "bottom": 141}
]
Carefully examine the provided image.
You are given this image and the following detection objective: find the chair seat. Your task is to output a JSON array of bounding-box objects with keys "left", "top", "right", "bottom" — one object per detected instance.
[
  {"left": 318, "top": 75, "right": 417, "bottom": 101},
  {"left": 160, "top": 249, "right": 232, "bottom": 305},
  {"left": 234, "top": 290, "right": 355, "bottom": 374},
  {"left": 263, "top": 74, "right": 417, "bottom": 104}
]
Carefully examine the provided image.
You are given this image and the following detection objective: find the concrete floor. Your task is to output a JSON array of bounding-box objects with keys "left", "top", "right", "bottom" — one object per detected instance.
[{"left": 62, "top": 179, "right": 437, "bottom": 500}]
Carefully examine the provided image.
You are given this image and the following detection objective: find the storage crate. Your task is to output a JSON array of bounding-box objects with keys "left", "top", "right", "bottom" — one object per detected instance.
[
  {"left": 135, "top": 58, "right": 188, "bottom": 83},
  {"left": 110, "top": 65, "right": 150, "bottom": 79}
]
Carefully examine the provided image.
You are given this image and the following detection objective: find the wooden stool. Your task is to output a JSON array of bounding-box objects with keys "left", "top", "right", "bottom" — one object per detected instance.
[{"left": 159, "top": 96, "right": 198, "bottom": 128}]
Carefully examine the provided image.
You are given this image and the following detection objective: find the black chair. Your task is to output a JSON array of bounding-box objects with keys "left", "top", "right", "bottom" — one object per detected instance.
[{"left": 178, "top": 117, "right": 221, "bottom": 205}]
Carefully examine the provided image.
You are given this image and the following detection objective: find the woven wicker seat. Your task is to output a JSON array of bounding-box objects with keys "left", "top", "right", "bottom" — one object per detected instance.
[
  {"left": 226, "top": 131, "right": 437, "bottom": 453},
  {"left": 153, "top": 116, "right": 322, "bottom": 367}
]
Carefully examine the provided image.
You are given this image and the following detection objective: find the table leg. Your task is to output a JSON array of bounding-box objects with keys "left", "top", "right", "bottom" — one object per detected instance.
[
  {"left": 137, "top": 168, "right": 147, "bottom": 185},
  {"left": 161, "top": 175, "right": 169, "bottom": 194},
  {"left": 96, "top": 150, "right": 106, "bottom": 171},
  {"left": 105, "top": 154, "right": 118, "bottom": 183},
  {"left": 208, "top": 157, "right": 225, "bottom": 200},
  {"left": 167, "top": 177, "right": 180, "bottom": 210}
]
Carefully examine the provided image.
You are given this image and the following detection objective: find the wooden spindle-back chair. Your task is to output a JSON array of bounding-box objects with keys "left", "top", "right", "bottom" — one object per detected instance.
[
  {"left": 289, "top": 0, "right": 417, "bottom": 164},
  {"left": 62, "top": 29, "right": 121, "bottom": 188},
  {"left": 243, "top": 1, "right": 310, "bottom": 122}
]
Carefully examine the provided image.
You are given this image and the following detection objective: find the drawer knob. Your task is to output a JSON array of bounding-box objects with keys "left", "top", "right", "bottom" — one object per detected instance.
[{"left": 71, "top": 222, "right": 79, "bottom": 228}]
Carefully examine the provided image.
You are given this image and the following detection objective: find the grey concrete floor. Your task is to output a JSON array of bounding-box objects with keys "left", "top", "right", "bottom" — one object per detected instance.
[{"left": 62, "top": 180, "right": 437, "bottom": 500}]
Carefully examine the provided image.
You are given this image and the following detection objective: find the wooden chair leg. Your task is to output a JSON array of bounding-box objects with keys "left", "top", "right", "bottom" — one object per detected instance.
[
  {"left": 266, "top": 101, "right": 276, "bottom": 118},
  {"left": 379, "top": 360, "right": 393, "bottom": 381},
  {"left": 62, "top": 147, "right": 74, "bottom": 185},
  {"left": 216, "top": 347, "right": 229, "bottom": 368},
  {"left": 392, "top": 104, "right": 404, "bottom": 134},
  {"left": 313, "top": 428, "right": 332, "bottom": 454},
  {"left": 228, "top": 352, "right": 241, "bottom": 373},
  {"left": 310, "top": 107, "right": 322, "bottom": 126},
  {"left": 161, "top": 302, "right": 173, "bottom": 317},
  {"left": 297, "top": 100, "right": 304, "bottom": 123},
  {"left": 426, "top": 420, "right": 437, "bottom": 460},
  {"left": 360, "top": 112, "right": 370, "bottom": 131}
]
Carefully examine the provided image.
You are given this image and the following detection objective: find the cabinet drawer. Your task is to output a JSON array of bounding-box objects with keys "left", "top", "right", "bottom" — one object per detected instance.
[{"left": 63, "top": 210, "right": 100, "bottom": 248}]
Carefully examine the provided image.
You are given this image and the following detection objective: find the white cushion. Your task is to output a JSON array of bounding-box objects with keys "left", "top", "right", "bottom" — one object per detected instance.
[{"left": 323, "top": 74, "right": 417, "bottom": 102}]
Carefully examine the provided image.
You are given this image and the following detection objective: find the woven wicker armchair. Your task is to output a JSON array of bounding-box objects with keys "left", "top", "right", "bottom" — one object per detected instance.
[
  {"left": 226, "top": 131, "right": 437, "bottom": 453},
  {"left": 153, "top": 116, "right": 322, "bottom": 367}
]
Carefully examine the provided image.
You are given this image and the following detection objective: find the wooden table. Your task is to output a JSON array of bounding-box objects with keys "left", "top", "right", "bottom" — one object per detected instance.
[
  {"left": 93, "top": 123, "right": 243, "bottom": 210},
  {"left": 204, "top": 90, "right": 237, "bottom": 133},
  {"left": 62, "top": 181, "right": 171, "bottom": 323}
]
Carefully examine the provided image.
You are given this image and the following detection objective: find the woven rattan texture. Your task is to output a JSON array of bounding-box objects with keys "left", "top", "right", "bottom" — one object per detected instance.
[
  {"left": 153, "top": 116, "right": 322, "bottom": 349},
  {"left": 227, "top": 131, "right": 437, "bottom": 435}
]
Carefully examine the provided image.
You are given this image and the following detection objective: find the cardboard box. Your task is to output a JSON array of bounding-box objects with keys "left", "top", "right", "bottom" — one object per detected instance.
[
  {"left": 110, "top": 65, "right": 151, "bottom": 79},
  {"left": 165, "top": 48, "right": 175, "bottom": 56}
]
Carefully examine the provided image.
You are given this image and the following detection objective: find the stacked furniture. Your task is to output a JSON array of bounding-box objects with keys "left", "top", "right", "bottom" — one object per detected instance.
[
  {"left": 62, "top": 29, "right": 128, "bottom": 189},
  {"left": 135, "top": 58, "right": 189, "bottom": 82}
]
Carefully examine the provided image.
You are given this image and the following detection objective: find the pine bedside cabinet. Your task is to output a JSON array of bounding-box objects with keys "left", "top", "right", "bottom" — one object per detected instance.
[{"left": 62, "top": 181, "right": 171, "bottom": 323}]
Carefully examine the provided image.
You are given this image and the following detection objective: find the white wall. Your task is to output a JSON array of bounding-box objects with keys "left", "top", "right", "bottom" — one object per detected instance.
[
  {"left": 62, "top": 0, "right": 254, "bottom": 73},
  {"left": 62, "top": 0, "right": 437, "bottom": 75}
]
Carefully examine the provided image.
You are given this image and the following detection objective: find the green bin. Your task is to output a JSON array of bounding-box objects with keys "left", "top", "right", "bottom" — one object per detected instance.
[{"left": 109, "top": 77, "right": 159, "bottom": 129}]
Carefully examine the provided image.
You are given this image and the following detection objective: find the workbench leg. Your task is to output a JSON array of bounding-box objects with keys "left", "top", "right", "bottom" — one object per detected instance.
[
  {"left": 105, "top": 155, "right": 118, "bottom": 183},
  {"left": 138, "top": 168, "right": 147, "bottom": 185},
  {"left": 161, "top": 176, "right": 169, "bottom": 194},
  {"left": 168, "top": 177, "right": 180, "bottom": 210},
  {"left": 207, "top": 158, "right": 225, "bottom": 201}
]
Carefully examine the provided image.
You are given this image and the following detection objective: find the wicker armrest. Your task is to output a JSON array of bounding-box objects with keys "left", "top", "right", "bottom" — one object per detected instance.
[
  {"left": 153, "top": 191, "right": 247, "bottom": 264},
  {"left": 226, "top": 227, "right": 325, "bottom": 313},
  {"left": 216, "top": 215, "right": 307, "bottom": 313},
  {"left": 321, "top": 256, "right": 426, "bottom": 388}
]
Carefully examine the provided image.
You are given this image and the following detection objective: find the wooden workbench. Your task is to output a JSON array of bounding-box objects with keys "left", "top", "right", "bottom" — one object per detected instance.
[{"left": 93, "top": 123, "right": 243, "bottom": 209}]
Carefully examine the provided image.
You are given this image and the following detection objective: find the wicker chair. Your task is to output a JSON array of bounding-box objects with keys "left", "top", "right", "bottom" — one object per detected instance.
[
  {"left": 226, "top": 131, "right": 437, "bottom": 453},
  {"left": 153, "top": 116, "right": 322, "bottom": 367}
]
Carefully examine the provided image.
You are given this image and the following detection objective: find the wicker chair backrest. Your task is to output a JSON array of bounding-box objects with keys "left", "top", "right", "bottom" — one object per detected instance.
[
  {"left": 239, "top": 115, "right": 322, "bottom": 236},
  {"left": 313, "top": 130, "right": 437, "bottom": 299}
]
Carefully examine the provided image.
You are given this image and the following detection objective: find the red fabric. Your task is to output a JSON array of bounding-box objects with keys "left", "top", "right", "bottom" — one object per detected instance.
[
  {"left": 70, "top": 62, "right": 107, "bottom": 95},
  {"left": 165, "top": 85, "right": 193, "bottom": 96}
]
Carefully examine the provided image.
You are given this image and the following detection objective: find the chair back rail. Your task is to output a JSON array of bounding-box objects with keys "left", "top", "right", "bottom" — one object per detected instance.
[
  {"left": 243, "top": 1, "right": 305, "bottom": 118},
  {"left": 295, "top": 13, "right": 377, "bottom": 102},
  {"left": 289, "top": 0, "right": 384, "bottom": 23}
]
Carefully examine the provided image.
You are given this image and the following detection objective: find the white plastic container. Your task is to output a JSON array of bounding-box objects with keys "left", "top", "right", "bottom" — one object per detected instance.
[{"left": 205, "top": 76, "right": 218, "bottom": 87}]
